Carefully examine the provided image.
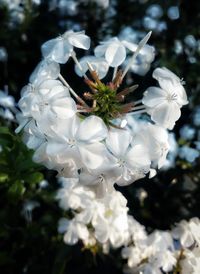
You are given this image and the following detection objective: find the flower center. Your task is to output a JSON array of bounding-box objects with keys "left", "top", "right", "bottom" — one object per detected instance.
[
  {"left": 118, "top": 158, "right": 126, "bottom": 167},
  {"left": 38, "top": 101, "right": 49, "bottom": 112},
  {"left": 98, "top": 175, "right": 104, "bottom": 183},
  {"left": 67, "top": 138, "right": 76, "bottom": 147},
  {"left": 105, "top": 209, "right": 113, "bottom": 218},
  {"left": 166, "top": 92, "right": 178, "bottom": 102}
]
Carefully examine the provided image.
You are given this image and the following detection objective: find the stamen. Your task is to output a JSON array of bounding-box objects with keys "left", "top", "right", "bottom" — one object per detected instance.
[
  {"left": 126, "top": 109, "right": 147, "bottom": 115},
  {"left": 15, "top": 117, "right": 32, "bottom": 133},
  {"left": 116, "top": 85, "right": 138, "bottom": 101},
  {"left": 132, "top": 105, "right": 146, "bottom": 111},
  {"left": 86, "top": 62, "right": 102, "bottom": 85},
  {"left": 122, "top": 31, "right": 152, "bottom": 80},
  {"left": 58, "top": 74, "right": 88, "bottom": 107},
  {"left": 70, "top": 51, "right": 88, "bottom": 80},
  {"left": 77, "top": 108, "right": 93, "bottom": 113},
  {"left": 112, "top": 66, "right": 118, "bottom": 81},
  {"left": 134, "top": 99, "right": 143, "bottom": 105}
]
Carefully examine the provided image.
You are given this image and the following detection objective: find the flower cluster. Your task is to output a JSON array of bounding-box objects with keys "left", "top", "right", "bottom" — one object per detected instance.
[
  {"left": 57, "top": 177, "right": 130, "bottom": 249},
  {"left": 56, "top": 177, "right": 200, "bottom": 274},
  {"left": 16, "top": 29, "right": 188, "bottom": 193},
  {"left": 16, "top": 29, "right": 190, "bottom": 273},
  {"left": 122, "top": 216, "right": 200, "bottom": 274}
]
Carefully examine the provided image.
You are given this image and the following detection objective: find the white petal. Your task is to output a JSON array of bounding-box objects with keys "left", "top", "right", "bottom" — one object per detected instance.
[
  {"left": 29, "top": 60, "right": 60, "bottom": 85},
  {"left": 41, "top": 38, "right": 58, "bottom": 58},
  {"left": 46, "top": 142, "right": 66, "bottom": 156},
  {"left": 77, "top": 115, "right": 107, "bottom": 143},
  {"left": 49, "top": 85, "right": 70, "bottom": 99},
  {"left": 122, "top": 40, "right": 137, "bottom": 52},
  {"left": 94, "top": 44, "right": 108, "bottom": 58},
  {"left": 181, "top": 231, "right": 194, "bottom": 248},
  {"left": 150, "top": 102, "right": 181, "bottom": 129},
  {"left": 78, "top": 143, "right": 108, "bottom": 170},
  {"left": 153, "top": 67, "right": 180, "bottom": 83},
  {"left": 142, "top": 87, "right": 167, "bottom": 107},
  {"left": 25, "top": 134, "right": 44, "bottom": 150},
  {"left": 51, "top": 115, "right": 80, "bottom": 139},
  {"left": 41, "top": 37, "right": 72, "bottom": 64},
  {"left": 106, "top": 128, "right": 132, "bottom": 157},
  {"left": 94, "top": 217, "right": 109, "bottom": 243},
  {"left": 68, "top": 32, "right": 90, "bottom": 50},
  {"left": 63, "top": 224, "right": 78, "bottom": 245},
  {"left": 126, "top": 144, "right": 151, "bottom": 168},
  {"left": 76, "top": 223, "right": 89, "bottom": 240},
  {"left": 105, "top": 42, "right": 126, "bottom": 67},
  {"left": 149, "top": 168, "right": 157, "bottom": 178},
  {"left": 51, "top": 97, "right": 77, "bottom": 118},
  {"left": 38, "top": 79, "right": 63, "bottom": 90}
]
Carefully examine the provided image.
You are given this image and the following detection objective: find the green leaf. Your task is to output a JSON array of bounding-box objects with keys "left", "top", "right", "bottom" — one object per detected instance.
[
  {"left": 8, "top": 180, "right": 25, "bottom": 198},
  {"left": 0, "top": 135, "right": 13, "bottom": 148},
  {"left": 0, "top": 173, "right": 9, "bottom": 183},
  {"left": 0, "top": 127, "right": 12, "bottom": 135},
  {"left": 24, "top": 172, "right": 44, "bottom": 185}
]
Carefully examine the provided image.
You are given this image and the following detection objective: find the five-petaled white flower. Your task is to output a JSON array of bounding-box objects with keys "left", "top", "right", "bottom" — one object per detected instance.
[{"left": 142, "top": 67, "right": 188, "bottom": 129}]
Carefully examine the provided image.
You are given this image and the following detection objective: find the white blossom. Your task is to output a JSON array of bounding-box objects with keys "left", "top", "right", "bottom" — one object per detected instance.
[
  {"left": 94, "top": 37, "right": 127, "bottom": 67},
  {"left": 18, "top": 79, "right": 77, "bottom": 124},
  {"left": 45, "top": 115, "right": 108, "bottom": 171},
  {"left": 41, "top": 30, "right": 90, "bottom": 64},
  {"left": 106, "top": 127, "right": 151, "bottom": 186},
  {"left": 142, "top": 67, "right": 188, "bottom": 129},
  {"left": 58, "top": 218, "right": 89, "bottom": 245}
]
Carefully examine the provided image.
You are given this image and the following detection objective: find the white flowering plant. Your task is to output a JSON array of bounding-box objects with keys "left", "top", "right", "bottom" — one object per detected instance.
[
  {"left": 16, "top": 29, "right": 188, "bottom": 188},
  {"left": 14, "top": 28, "right": 200, "bottom": 274}
]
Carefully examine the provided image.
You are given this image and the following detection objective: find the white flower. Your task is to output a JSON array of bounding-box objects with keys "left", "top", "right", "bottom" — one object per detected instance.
[
  {"left": 172, "top": 218, "right": 200, "bottom": 248},
  {"left": 41, "top": 30, "right": 90, "bottom": 64},
  {"left": 18, "top": 79, "right": 77, "bottom": 124},
  {"left": 142, "top": 67, "right": 188, "bottom": 129},
  {"left": 92, "top": 190, "right": 130, "bottom": 248},
  {"left": 180, "top": 247, "right": 200, "bottom": 274},
  {"left": 58, "top": 218, "right": 89, "bottom": 245},
  {"left": 45, "top": 115, "right": 108, "bottom": 171},
  {"left": 94, "top": 37, "right": 127, "bottom": 67},
  {"left": 75, "top": 56, "right": 109, "bottom": 79},
  {"left": 106, "top": 127, "right": 151, "bottom": 186},
  {"left": 133, "top": 123, "right": 170, "bottom": 168},
  {"left": 56, "top": 177, "right": 95, "bottom": 210}
]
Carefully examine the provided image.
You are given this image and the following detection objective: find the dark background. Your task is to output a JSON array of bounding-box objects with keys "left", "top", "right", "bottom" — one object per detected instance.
[{"left": 0, "top": 0, "right": 200, "bottom": 273}]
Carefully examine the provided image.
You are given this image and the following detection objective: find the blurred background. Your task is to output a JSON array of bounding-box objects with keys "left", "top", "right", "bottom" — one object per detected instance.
[{"left": 0, "top": 0, "right": 200, "bottom": 273}]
